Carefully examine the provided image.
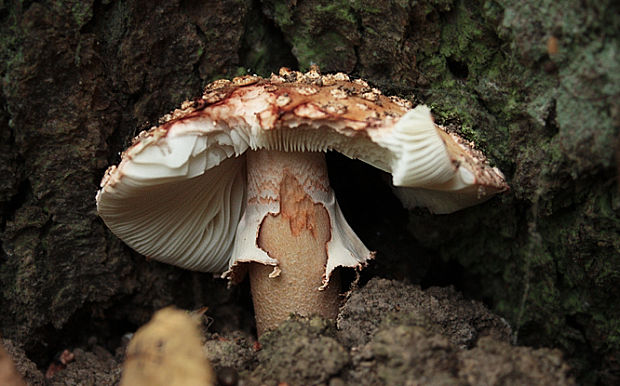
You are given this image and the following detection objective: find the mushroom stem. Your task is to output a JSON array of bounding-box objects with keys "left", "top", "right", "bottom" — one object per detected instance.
[{"left": 246, "top": 150, "right": 341, "bottom": 335}]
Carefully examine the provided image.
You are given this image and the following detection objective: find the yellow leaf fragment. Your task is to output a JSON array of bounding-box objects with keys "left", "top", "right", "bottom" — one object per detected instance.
[{"left": 120, "top": 307, "right": 215, "bottom": 386}]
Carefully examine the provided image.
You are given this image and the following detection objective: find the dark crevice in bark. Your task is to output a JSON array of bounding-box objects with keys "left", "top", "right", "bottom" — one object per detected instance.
[
  {"left": 348, "top": 4, "right": 364, "bottom": 77},
  {"left": 1, "top": 180, "right": 31, "bottom": 231},
  {"left": 80, "top": 0, "right": 116, "bottom": 35},
  {"left": 240, "top": 0, "right": 297, "bottom": 74},
  {"left": 446, "top": 56, "right": 469, "bottom": 79},
  {"left": 544, "top": 99, "right": 559, "bottom": 137}
]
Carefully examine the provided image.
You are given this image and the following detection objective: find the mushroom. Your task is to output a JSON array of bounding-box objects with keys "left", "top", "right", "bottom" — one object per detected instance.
[{"left": 96, "top": 67, "right": 508, "bottom": 334}]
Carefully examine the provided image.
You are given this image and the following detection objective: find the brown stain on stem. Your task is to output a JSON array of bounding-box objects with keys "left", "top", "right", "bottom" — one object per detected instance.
[{"left": 278, "top": 172, "right": 322, "bottom": 238}]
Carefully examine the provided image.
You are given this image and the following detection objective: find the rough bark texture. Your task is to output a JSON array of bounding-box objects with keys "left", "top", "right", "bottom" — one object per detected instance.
[
  {"left": 0, "top": 0, "right": 618, "bottom": 384},
  {"left": 0, "top": 0, "right": 254, "bottom": 362}
]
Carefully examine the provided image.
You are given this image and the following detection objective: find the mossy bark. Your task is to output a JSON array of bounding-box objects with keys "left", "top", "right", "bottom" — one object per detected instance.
[{"left": 1, "top": 0, "right": 617, "bottom": 383}]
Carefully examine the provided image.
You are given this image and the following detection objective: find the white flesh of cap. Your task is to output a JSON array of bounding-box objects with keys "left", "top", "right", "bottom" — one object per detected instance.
[
  {"left": 366, "top": 105, "right": 500, "bottom": 213},
  {"left": 96, "top": 135, "right": 245, "bottom": 272}
]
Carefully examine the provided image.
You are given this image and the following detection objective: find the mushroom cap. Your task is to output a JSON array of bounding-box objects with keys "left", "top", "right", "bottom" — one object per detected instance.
[{"left": 96, "top": 68, "right": 508, "bottom": 273}]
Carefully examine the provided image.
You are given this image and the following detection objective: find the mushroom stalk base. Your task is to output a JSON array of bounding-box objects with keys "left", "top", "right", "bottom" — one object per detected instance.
[{"left": 246, "top": 150, "right": 341, "bottom": 335}]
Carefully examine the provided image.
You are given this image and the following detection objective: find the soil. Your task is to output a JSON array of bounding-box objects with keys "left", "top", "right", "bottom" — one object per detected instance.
[{"left": 2, "top": 278, "right": 574, "bottom": 385}]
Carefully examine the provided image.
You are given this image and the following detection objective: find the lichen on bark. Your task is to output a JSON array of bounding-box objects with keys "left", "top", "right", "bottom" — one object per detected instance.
[{"left": 409, "top": 1, "right": 619, "bottom": 382}]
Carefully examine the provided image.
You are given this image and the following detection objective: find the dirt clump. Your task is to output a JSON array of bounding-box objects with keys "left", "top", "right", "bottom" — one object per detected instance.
[{"left": 3, "top": 279, "right": 575, "bottom": 385}]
